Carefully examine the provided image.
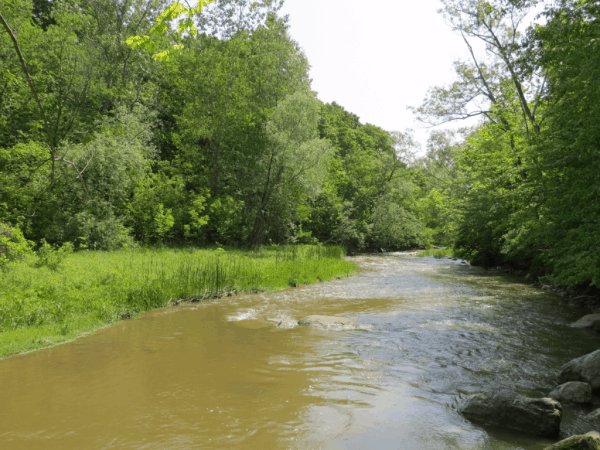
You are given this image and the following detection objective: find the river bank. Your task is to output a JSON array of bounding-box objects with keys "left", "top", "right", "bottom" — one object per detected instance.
[
  {"left": 0, "top": 245, "right": 356, "bottom": 358},
  {"left": 415, "top": 247, "right": 600, "bottom": 315},
  {"left": 471, "top": 264, "right": 600, "bottom": 315}
]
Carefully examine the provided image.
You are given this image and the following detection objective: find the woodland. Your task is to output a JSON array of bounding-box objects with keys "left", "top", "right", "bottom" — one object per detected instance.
[{"left": 0, "top": 0, "right": 599, "bottom": 292}]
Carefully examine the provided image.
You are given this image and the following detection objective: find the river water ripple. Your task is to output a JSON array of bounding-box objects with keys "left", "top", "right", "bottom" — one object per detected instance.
[{"left": 1, "top": 254, "right": 599, "bottom": 449}]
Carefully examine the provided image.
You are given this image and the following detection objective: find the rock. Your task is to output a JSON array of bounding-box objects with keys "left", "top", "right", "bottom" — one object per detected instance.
[
  {"left": 275, "top": 318, "right": 297, "bottom": 329},
  {"left": 548, "top": 382, "right": 592, "bottom": 404},
  {"left": 589, "top": 409, "right": 600, "bottom": 420},
  {"left": 298, "top": 315, "right": 355, "bottom": 327},
  {"left": 560, "top": 350, "right": 600, "bottom": 392},
  {"left": 572, "top": 314, "right": 600, "bottom": 332},
  {"left": 543, "top": 431, "right": 600, "bottom": 450},
  {"left": 459, "top": 391, "right": 562, "bottom": 438}
]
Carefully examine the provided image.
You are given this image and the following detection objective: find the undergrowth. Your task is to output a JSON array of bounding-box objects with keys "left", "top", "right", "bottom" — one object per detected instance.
[{"left": 0, "top": 245, "right": 356, "bottom": 357}]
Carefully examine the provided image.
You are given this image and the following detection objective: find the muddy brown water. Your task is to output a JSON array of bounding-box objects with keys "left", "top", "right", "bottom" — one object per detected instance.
[{"left": 1, "top": 254, "right": 599, "bottom": 449}]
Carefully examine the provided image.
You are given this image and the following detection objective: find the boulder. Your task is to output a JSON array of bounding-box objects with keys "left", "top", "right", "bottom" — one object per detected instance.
[
  {"left": 459, "top": 391, "right": 562, "bottom": 438},
  {"left": 560, "top": 350, "right": 600, "bottom": 392},
  {"left": 589, "top": 409, "right": 600, "bottom": 420},
  {"left": 543, "top": 431, "right": 600, "bottom": 450},
  {"left": 572, "top": 314, "right": 600, "bottom": 332},
  {"left": 548, "top": 382, "right": 592, "bottom": 404},
  {"left": 298, "top": 315, "right": 355, "bottom": 327}
]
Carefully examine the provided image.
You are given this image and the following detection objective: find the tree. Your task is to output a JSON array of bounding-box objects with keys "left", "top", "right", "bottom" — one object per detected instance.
[
  {"left": 196, "top": 0, "right": 283, "bottom": 39},
  {"left": 248, "top": 89, "right": 331, "bottom": 245},
  {"left": 529, "top": 0, "right": 600, "bottom": 287},
  {"left": 126, "top": 0, "right": 213, "bottom": 60},
  {"left": 307, "top": 103, "right": 423, "bottom": 250},
  {"left": 0, "top": 1, "right": 59, "bottom": 162},
  {"left": 1, "top": 0, "right": 163, "bottom": 247},
  {"left": 414, "top": 129, "right": 465, "bottom": 245},
  {"left": 410, "top": 0, "right": 550, "bottom": 262},
  {"left": 412, "top": 0, "right": 546, "bottom": 137}
]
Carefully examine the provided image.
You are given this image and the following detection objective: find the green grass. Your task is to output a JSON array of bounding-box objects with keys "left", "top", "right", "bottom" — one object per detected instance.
[
  {"left": 0, "top": 245, "right": 356, "bottom": 357},
  {"left": 417, "top": 248, "right": 458, "bottom": 258}
]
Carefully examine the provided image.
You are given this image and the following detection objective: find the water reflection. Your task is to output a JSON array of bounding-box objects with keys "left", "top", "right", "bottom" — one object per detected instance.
[{"left": 0, "top": 254, "right": 598, "bottom": 449}]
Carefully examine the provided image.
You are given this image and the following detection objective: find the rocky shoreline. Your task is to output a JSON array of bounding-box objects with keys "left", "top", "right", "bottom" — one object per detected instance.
[
  {"left": 444, "top": 256, "right": 600, "bottom": 447},
  {"left": 459, "top": 349, "right": 600, "bottom": 448},
  {"left": 458, "top": 319, "right": 600, "bottom": 448}
]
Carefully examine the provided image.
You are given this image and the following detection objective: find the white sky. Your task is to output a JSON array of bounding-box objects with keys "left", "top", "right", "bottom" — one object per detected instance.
[{"left": 279, "top": 0, "right": 481, "bottom": 150}]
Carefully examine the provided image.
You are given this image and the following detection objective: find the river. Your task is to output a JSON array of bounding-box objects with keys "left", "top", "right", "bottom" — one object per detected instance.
[{"left": 1, "top": 253, "right": 599, "bottom": 449}]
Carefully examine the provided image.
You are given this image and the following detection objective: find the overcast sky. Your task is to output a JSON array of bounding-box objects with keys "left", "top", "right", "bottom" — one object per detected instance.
[{"left": 279, "top": 0, "right": 481, "bottom": 150}]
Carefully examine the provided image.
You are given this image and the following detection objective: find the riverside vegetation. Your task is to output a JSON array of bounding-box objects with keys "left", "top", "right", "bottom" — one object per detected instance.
[
  {"left": 1, "top": 0, "right": 599, "bottom": 352},
  {"left": 0, "top": 244, "right": 355, "bottom": 356}
]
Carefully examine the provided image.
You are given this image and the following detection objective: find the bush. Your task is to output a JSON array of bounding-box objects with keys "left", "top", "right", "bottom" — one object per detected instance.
[
  {"left": 34, "top": 239, "right": 74, "bottom": 271},
  {"left": 0, "top": 223, "right": 33, "bottom": 268},
  {"left": 59, "top": 212, "right": 137, "bottom": 251}
]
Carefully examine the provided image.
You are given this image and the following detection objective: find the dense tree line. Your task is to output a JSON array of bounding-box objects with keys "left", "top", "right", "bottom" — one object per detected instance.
[
  {"left": 2, "top": 0, "right": 598, "bottom": 292},
  {"left": 413, "top": 0, "right": 600, "bottom": 290},
  {"left": 0, "top": 0, "right": 424, "bottom": 252}
]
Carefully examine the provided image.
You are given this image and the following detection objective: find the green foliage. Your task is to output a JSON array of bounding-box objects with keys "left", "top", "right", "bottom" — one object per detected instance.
[
  {"left": 206, "top": 196, "right": 244, "bottom": 244},
  {"left": 530, "top": 0, "right": 600, "bottom": 287},
  {"left": 0, "top": 141, "right": 48, "bottom": 226},
  {"left": 0, "top": 223, "right": 33, "bottom": 268},
  {"left": 370, "top": 194, "right": 427, "bottom": 250},
  {"left": 36, "top": 105, "right": 154, "bottom": 249},
  {"left": 184, "top": 194, "right": 210, "bottom": 240},
  {"left": 34, "top": 239, "right": 73, "bottom": 271},
  {"left": 61, "top": 212, "right": 136, "bottom": 251},
  {"left": 0, "top": 245, "right": 355, "bottom": 355},
  {"left": 413, "top": 129, "right": 463, "bottom": 246},
  {"left": 152, "top": 14, "right": 322, "bottom": 246},
  {"left": 1, "top": 0, "right": 431, "bottom": 259},
  {"left": 247, "top": 89, "right": 332, "bottom": 245},
  {"left": 452, "top": 119, "right": 534, "bottom": 266},
  {"left": 411, "top": 0, "right": 600, "bottom": 286},
  {"left": 309, "top": 102, "right": 423, "bottom": 250},
  {"left": 126, "top": 1, "right": 215, "bottom": 60}
]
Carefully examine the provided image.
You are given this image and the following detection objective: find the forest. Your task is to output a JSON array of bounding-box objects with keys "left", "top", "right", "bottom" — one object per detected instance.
[{"left": 1, "top": 0, "right": 599, "bottom": 291}]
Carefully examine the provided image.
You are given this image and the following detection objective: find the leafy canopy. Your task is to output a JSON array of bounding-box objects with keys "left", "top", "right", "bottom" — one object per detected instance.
[{"left": 126, "top": 1, "right": 215, "bottom": 60}]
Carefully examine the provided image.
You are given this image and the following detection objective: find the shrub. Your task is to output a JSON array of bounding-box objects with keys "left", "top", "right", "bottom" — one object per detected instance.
[
  {"left": 34, "top": 239, "right": 74, "bottom": 271},
  {"left": 0, "top": 223, "right": 33, "bottom": 268}
]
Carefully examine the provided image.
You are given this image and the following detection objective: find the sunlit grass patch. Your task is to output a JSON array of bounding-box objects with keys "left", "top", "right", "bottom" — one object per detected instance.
[
  {"left": 417, "top": 248, "right": 457, "bottom": 258},
  {"left": 0, "top": 245, "right": 356, "bottom": 357}
]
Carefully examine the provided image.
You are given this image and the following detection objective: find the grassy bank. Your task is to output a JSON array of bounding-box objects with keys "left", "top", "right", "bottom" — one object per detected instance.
[
  {"left": 417, "top": 248, "right": 458, "bottom": 259},
  {"left": 0, "top": 245, "right": 356, "bottom": 357}
]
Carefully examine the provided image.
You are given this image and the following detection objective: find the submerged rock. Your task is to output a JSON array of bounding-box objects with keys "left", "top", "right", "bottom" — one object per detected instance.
[
  {"left": 560, "top": 350, "right": 600, "bottom": 392},
  {"left": 298, "top": 315, "right": 355, "bottom": 327},
  {"left": 543, "top": 431, "right": 600, "bottom": 450},
  {"left": 549, "top": 382, "right": 592, "bottom": 404},
  {"left": 571, "top": 314, "right": 600, "bottom": 332},
  {"left": 459, "top": 391, "right": 562, "bottom": 438}
]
